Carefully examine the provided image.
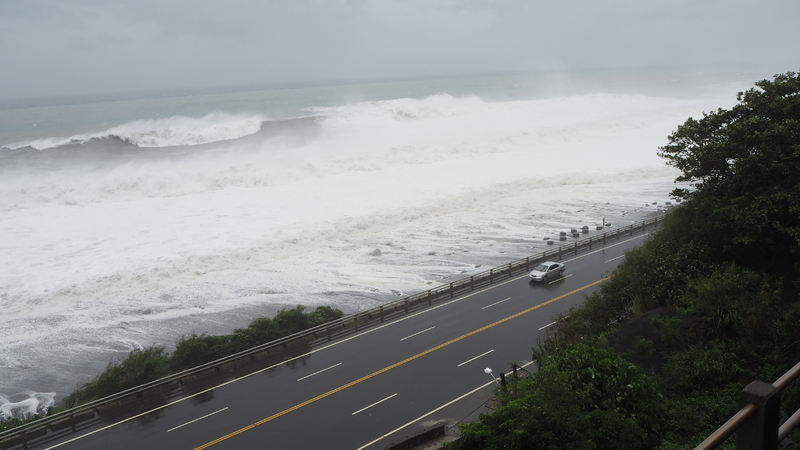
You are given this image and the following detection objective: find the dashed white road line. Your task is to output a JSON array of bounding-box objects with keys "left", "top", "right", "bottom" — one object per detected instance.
[
  {"left": 605, "top": 254, "right": 625, "bottom": 263},
  {"left": 400, "top": 326, "right": 436, "bottom": 341},
  {"left": 547, "top": 274, "right": 572, "bottom": 284},
  {"left": 481, "top": 297, "right": 511, "bottom": 310},
  {"left": 539, "top": 321, "right": 558, "bottom": 331},
  {"left": 297, "top": 362, "right": 342, "bottom": 381},
  {"left": 562, "top": 234, "right": 647, "bottom": 264},
  {"left": 351, "top": 393, "right": 398, "bottom": 416},
  {"left": 539, "top": 315, "right": 569, "bottom": 331},
  {"left": 167, "top": 407, "right": 228, "bottom": 433},
  {"left": 43, "top": 230, "right": 651, "bottom": 450},
  {"left": 457, "top": 349, "right": 494, "bottom": 367},
  {"left": 355, "top": 361, "right": 537, "bottom": 450}
]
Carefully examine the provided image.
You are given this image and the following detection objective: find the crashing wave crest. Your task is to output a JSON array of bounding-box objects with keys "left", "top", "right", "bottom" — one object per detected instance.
[
  {"left": 4, "top": 112, "right": 266, "bottom": 150},
  {"left": 315, "top": 93, "right": 485, "bottom": 124}
]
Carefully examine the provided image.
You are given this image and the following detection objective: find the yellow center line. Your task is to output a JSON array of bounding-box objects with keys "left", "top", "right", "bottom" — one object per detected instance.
[{"left": 193, "top": 276, "right": 610, "bottom": 449}]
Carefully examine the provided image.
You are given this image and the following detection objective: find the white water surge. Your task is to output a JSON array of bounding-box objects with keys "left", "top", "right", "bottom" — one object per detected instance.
[{"left": 0, "top": 75, "right": 748, "bottom": 415}]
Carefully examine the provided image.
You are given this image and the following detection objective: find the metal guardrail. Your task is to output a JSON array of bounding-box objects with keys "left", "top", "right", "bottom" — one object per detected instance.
[
  {"left": 0, "top": 216, "right": 662, "bottom": 447},
  {"left": 695, "top": 360, "right": 800, "bottom": 450}
]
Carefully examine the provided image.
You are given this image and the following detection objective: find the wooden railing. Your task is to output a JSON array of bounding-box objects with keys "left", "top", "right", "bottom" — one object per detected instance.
[{"left": 696, "top": 360, "right": 800, "bottom": 450}]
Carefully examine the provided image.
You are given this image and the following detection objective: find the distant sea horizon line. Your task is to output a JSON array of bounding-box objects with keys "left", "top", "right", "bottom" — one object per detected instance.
[{"left": 0, "top": 62, "right": 777, "bottom": 111}]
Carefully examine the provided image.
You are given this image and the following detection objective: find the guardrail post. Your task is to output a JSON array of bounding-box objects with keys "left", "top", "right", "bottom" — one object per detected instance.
[
  {"left": 736, "top": 381, "right": 780, "bottom": 450},
  {"left": 450, "top": 283, "right": 454, "bottom": 298},
  {"left": 470, "top": 275, "right": 474, "bottom": 290},
  {"left": 574, "top": 242, "right": 578, "bottom": 255},
  {"left": 589, "top": 237, "right": 592, "bottom": 249},
  {"left": 404, "top": 299, "right": 409, "bottom": 314},
  {"left": 490, "top": 269, "right": 493, "bottom": 283},
  {"left": 603, "top": 232, "right": 606, "bottom": 245},
  {"left": 379, "top": 306, "right": 384, "bottom": 322}
]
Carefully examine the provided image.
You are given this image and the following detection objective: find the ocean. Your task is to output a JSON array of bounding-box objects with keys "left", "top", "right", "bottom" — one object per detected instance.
[{"left": 0, "top": 68, "right": 759, "bottom": 418}]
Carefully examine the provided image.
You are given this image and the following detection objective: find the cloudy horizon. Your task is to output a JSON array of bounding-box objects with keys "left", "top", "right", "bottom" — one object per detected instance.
[{"left": 2, "top": 0, "right": 798, "bottom": 102}]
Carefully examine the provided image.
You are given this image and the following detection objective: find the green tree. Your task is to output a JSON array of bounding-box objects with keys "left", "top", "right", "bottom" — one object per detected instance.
[{"left": 657, "top": 71, "right": 800, "bottom": 279}]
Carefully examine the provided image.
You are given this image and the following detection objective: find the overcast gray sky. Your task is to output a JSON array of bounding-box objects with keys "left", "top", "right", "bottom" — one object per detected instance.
[{"left": 1, "top": 0, "right": 798, "bottom": 100}]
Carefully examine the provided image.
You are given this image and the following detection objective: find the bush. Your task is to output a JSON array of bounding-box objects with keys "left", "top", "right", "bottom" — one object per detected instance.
[
  {"left": 449, "top": 344, "right": 663, "bottom": 450},
  {"left": 683, "top": 263, "right": 780, "bottom": 339},
  {"left": 62, "top": 305, "right": 343, "bottom": 408},
  {"left": 63, "top": 346, "right": 171, "bottom": 407}
]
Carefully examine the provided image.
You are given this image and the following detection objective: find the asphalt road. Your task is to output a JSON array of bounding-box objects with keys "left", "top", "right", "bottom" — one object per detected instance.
[{"left": 26, "top": 231, "right": 651, "bottom": 450}]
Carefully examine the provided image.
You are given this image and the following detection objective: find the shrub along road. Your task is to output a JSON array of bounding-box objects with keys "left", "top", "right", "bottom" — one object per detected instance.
[{"left": 18, "top": 227, "right": 656, "bottom": 450}]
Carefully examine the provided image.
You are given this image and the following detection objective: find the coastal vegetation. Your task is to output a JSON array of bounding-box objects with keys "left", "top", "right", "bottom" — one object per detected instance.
[
  {"left": 58, "top": 305, "right": 343, "bottom": 408},
  {"left": 0, "top": 304, "right": 343, "bottom": 432},
  {"left": 448, "top": 71, "right": 800, "bottom": 449},
  {"left": 1, "top": 304, "right": 343, "bottom": 433}
]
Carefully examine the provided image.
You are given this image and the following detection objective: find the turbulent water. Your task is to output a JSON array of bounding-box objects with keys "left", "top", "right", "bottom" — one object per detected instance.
[{"left": 0, "top": 69, "right": 758, "bottom": 418}]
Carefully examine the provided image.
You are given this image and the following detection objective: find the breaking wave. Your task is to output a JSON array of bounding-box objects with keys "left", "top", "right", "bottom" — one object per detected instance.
[
  {"left": 4, "top": 112, "right": 267, "bottom": 150},
  {"left": 0, "top": 392, "right": 55, "bottom": 420}
]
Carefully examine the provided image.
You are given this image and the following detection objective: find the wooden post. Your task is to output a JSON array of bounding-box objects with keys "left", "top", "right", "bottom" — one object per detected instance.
[{"left": 736, "top": 381, "right": 780, "bottom": 450}]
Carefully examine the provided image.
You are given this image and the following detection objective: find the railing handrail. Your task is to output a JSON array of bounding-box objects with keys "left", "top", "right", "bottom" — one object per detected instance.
[
  {"left": 0, "top": 215, "right": 662, "bottom": 444},
  {"left": 695, "top": 404, "right": 758, "bottom": 449},
  {"left": 696, "top": 359, "right": 800, "bottom": 449}
]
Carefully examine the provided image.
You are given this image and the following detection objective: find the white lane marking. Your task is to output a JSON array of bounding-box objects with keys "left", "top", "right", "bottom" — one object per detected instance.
[
  {"left": 457, "top": 349, "right": 494, "bottom": 367},
  {"left": 547, "top": 274, "right": 572, "bottom": 284},
  {"left": 351, "top": 393, "right": 398, "bottom": 416},
  {"left": 400, "top": 326, "right": 436, "bottom": 341},
  {"left": 539, "top": 315, "right": 569, "bottom": 331},
  {"left": 539, "top": 321, "right": 558, "bottom": 330},
  {"left": 605, "top": 254, "right": 625, "bottom": 263},
  {"left": 355, "top": 361, "right": 537, "bottom": 450},
  {"left": 481, "top": 297, "right": 511, "bottom": 310},
  {"left": 44, "top": 231, "right": 650, "bottom": 449},
  {"left": 43, "top": 275, "right": 527, "bottom": 449},
  {"left": 563, "top": 234, "right": 647, "bottom": 264},
  {"left": 297, "top": 362, "right": 342, "bottom": 381},
  {"left": 167, "top": 407, "right": 228, "bottom": 432}
]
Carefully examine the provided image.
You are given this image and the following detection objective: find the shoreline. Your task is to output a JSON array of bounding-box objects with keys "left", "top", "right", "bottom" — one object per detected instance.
[{"left": 0, "top": 202, "right": 671, "bottom": 419}]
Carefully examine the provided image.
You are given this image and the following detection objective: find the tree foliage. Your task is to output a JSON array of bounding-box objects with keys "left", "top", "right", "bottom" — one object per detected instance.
[
  {"left": 658, "top": 71, "right": 800, "bottom": 277},
  {"left": 452, "top": 71, "right": 800, "bottom": 449},
  {"left": 448, "top": 344, "right": 663, "bottom": 450}
]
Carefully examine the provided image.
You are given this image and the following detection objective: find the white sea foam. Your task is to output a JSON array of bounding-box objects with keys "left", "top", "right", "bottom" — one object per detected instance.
[
  {"left": 0, "top": 80, "right": 745, "bottom": 413},
  {"left": 0, "top": 392, "right": 55, "bottom": 420}
]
